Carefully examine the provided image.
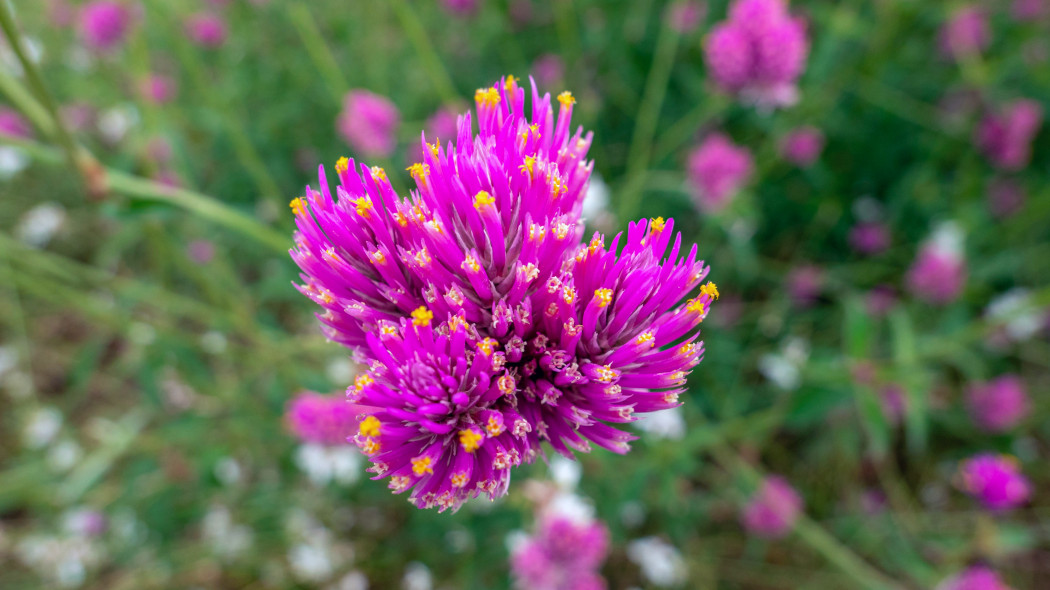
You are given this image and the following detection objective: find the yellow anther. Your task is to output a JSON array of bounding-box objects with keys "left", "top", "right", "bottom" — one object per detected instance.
[
  {"left": 474, "top": 87, "right": 500, "bottom": 107},
  {"left": 462, "top": 253, "right": 481, "bottom": 273},
  {"left": 289, "top": 197, "right": 307, "bottom": 216},
  {"left": 321, "top": 291, "right": 334, "bottom": 304},
  {"left": 353, "top": 196, "right": 373, "bottom": 218},
  {"left": 636, "top": 331, "right": 655, "bottom": 347},
  {"left": 562, "top": 286, "right": 576, "bottom": 304},
  {"left": 407, "top": 163, "right": 429, "bottom": 185},
  {"left": 379, "top": 323, "right": 399, "bottom": 337},
  {"left": 413, "top": 247, "right": 432, "bottom": 268},
  {"left": 411, "top": 306, "right": 433, "bottom": 326},
  {"left": 474, "top": 190, "right": 496, "bottom": 209},
  {"left": 477, "top": 337, "right": 497, "bottom": 356},
  {"left": 411, "top": 456, "right": 433, "bottom": 475},
  {"left": 504, "top": 75, "right": 517, "bottom": 91},
  {"left": 530, "top": 123, "right": 540, "bottom": 138},
  {"left": 498, "top": 374, "right": 516, "bottom": 396},
  {"left": 359, "top": 416, "right": 381, "bottom": 437},
  {"left": 370, "top": 166, "right": 387, "bottom": 181},
  {"left": 701, "top": 281, "right": 719, "bottom": 301},
  {"left": 369, "top": 249, "right": 386, "bottom": 265},
  {"left": 678, "top": 342, "right": 697, "bottom": 357},
  {"left": 594, "top": 288, "right": 613, "bottom": 308},
  {"left": 393, "top": 212, "right": 408, "bottom": 227},
  {"left": 459, "top": 429, "right": 484, "bottom": 452},
  {"left": 553, "top": 222, "right": 571, "bottom": 240},
  {"left": 557, "top": 91, "right": 576, "bottom": 108},
  {"left": 520, "top": 156, "right": 536, "bottom": 180},
  {"left": 354, "top": 373, "right": 375, "bottom": 392},
  {"left": 686, "top": 296, "right": 705, "bottom": 314},
  {"left": 486, "top": 416, "right": 504, "bottom": 437},
  {"left": 595, "top": 364, "right": 618, "bottom": 383},
  {"left": 451, "top": 473, "right": 469, "bottom": 488},
  {"left": 448, "top": 314, "right": 467, "bottom": 333},
  {"left": 335, "top": 157, "right": 350, "bottom": 173},
  {"left": 428, "top": 139, "right": 441, "bottom": 156},
  {"left": 650, "top": 217, "right": 666, "bottom": 232},
  {"left": 549, "top": 171, "right": 566, "bottom": 198},
  {"left": 588, "top": 235, "right": 604, "bottom": 254},
  {"left": 361, "top": 438, "right": 380, "bottom": 455}
]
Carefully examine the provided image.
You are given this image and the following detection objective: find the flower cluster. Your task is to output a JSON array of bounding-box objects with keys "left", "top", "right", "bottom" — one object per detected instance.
[
  {"left": 957, "top": 453, "right": 1031, "bottom": 511},
  {"left": 741, "top": 475, "right": 803, "bottom": 538},
  {"left": 939, "top": 6, "right": 990, "bottom": 60},
  {"left": 936, "top": 566, "right": 1013, "bottom": 590},
  {"left": 292, "top": 78, "right": 713, "bottom": 510},
  {"left": 704, "top": 0, "right": 809, "bottom": 108},
  {"left": 687, "top": 133, "right": 754, "bottom": 212},
  {"left": 976, "top": 100, "right": 1043, "bottom": 171},
  {"left": 336, "top": 90, "right": 400, "bottom": 158},
  {"left": 906, "top": 223, "right": 967, "bottom": 305},
  {"left": 966, "top": 376, "right": 1029, "bottom": 433},
  {"left": 79, "top": 1, "right": 133, "bottom": 52},
  {"left": 510, "top": 514, "right": 610, "bottom": 590}
]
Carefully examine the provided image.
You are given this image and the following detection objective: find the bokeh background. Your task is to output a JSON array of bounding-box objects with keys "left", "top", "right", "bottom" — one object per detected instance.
[{"left": 1, "top": 0, "right": 1049, "bottom": 588}]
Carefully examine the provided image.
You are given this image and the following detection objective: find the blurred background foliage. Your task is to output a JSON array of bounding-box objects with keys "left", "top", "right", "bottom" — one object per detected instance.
[{"left": 1, "top": 0, "right": 1049, "bottom": 588}]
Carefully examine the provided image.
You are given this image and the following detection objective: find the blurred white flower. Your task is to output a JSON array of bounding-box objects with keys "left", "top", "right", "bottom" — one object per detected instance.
[
  {"left": 620, "top": 501, "right": 646, "bottom": 528},
  {"left": 16, "top": 534, "right": 102, "bottom": 588},
  {"left": 549, "top": 455, "right": 581, "bottom": 491},
  {"left": 289, "top": 541, "right": 335, "bottom": 582},
  {"left": 295, "top": 444, "right": 363, "bottom": 487},
  {"left": 329, "top": 570, "right": 369, "bottom": 590},
  {"left": 62, "top": 509, "right": 107, "bottom": 538},
  {"left": 47, "top": 439, "right": 82, "bottom": 472},
  {"left": 401, "top": 562, "right": 433, "bottom": 590},
  {"left": 24, "top": 407, "right": 63, "bottom": 449},
  {"left": 97, "top": 104, "right": 139, "bottom": 144},
  {"left": 986, "top": 289, "right": 1045, "bottom": 343},
  {"left": 627, "top": 537, "right": 687, "bottom": 587},
  {"left": 65, "top": 46, "right": 95, "bottom": 73},
  {"left": 0, "top": 346, "right": 17, "bottom": 379},
  {"left": 16, "top": 203, "right": 67, "bottom": 247},
  {"left": 200, "top": 331, "right": 228, "bottom": 354},
  {"left": 758, "top": 337, "right": 809, "bottom": 391},
  {"left": 0, "top": 146, "right": 30, "bottom": 179},
  {"left": 326, "top": 357, "right": 355, "bottom": 386},
  {"left": 202, "top": 505, "right": 253, "bottom": 560},
  {"left": 214, "top": 457, "right": 243, "bottom": 486},
  {"left": 545, "top": 491, "right": 595, "bottom": 525},
  {"left": 581, "top": 174, "right": 610, "bottom": 222},
  {"left": 633, "top": 406, "right": 685, "bottom": 440}
]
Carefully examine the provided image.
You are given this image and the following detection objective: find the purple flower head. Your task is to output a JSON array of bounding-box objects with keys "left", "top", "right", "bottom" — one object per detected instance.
[
  {"left": 937, "top": 566, "right": 1013, "bottom": 590},
  {"left": 987, "top": 178, "right": 1026, "bottom": 219},
  {"left": 291, "top": 78, "right": 713, "bottom": 511},
  {"left": 0, "top": 107, "right": 33, "bottom": 139},
  {"left": 741, "top": 475, "right": 803, "bottom": 538},
  {"left": 849, "top": 221, "right": 891, "bottom": 255},
  {"left": 666, "top": 2, "right": 707, "bottom": 34},
  {"left": 511, "top": 514, "right": 610, "bottom": 590},
  {"left": 336, "top": 90, "right": 400, "bottom": 159},
  {"left": 780, "top": 126, "right": 824, "bottom": 167},
  {"left": 966, "top": 376, "right": 1029, "bottom": 433},
  {"left": 786, "top": 264, "right": 823, "bottom": 307},
  {"left": 957, "top": 453, "right": 1031, "bottom": 511},
  {"left": 79, "top": 1, "right": 133, "bottom": 51},
  {"left": 139, "top": 74, "right": 177, "bottom": 104},
  {"left": 976, "top": 100, "right": 1043, "bottom": 171},
  {"left": 286, "top": 391, "right": 366, "bottom": 446},
  {"left": 184, "top": 12, "right": 228, "bottom": 48},
  {"left": 906, "top": 223, "right": 966, "bottom": 305},
  {"left": 441, "top": 0, "right": 479, "bottom": 16},
  {"left": 940, "top": 6, "right": 990, "bottom": 59},
  {"left": 704, "top": 0, "right": 809, "bottom": 108},
  {"left": 687, "top": 133, "right": 753, "bottom": 212}
]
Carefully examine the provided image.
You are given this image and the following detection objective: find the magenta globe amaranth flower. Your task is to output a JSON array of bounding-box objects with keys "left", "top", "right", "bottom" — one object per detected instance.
[
  {"left": 780, "top": 126, "right": 824, "bottom": 167},
  {"left": 0, "top": 107, "right": 33, "bottom": 139},
  {"left": 966, "top": 376, "right": 1029, "bottom": 433},
  {"left": 336, "top": 90, "right": 400, "bottom": 158},
  {"left": 937, "top": 566, "right": 1013, "bottom": 590},
  {"left": 78, "top": 1, "right": 133, "bottom": 51},
  {"left": 741, "top": 475, "right": 802, "bottom": 538},
  {"left": 511, "top": 515, "right": 610, "bottom": 590},
  {"left": 286, "top": 391, "right": 366, "bottom": 446},
  {"left": 906, "top": 223, "right": 966, "bottom": 305},
  {"left": 704, "top": 0, "right": 809, "bottom": 108},
  {"left": 976, "top": 100, "right": 1043, "bottom": 171},
  {"left": 849, "top": 221, "right": 891, "bottom": 255},
  {"left": 139, "top": 74, "right": 177, "bottom": 104},
  {"left": 940, "top": 6, "right": 990, "bottom": 60},
  {"left": 957, "top": 453, "right": 1031, "bottom": 511},
  {"left": 185, "top": 12, "right": 228, "bottom": 48},
  {"left": 687, "top": 133, "right": 753, "bottom": 212},
  {"left": 291, "top": 78, "right": 714, "bottom": 511}
]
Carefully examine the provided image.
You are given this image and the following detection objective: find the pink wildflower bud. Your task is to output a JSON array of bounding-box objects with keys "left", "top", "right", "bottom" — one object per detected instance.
[
  {"left": 966, "top": 376, "right": 1029, "bottom": 432},
  {"left": 336, "top": 90, "right": 400, "bottom": 158},
  {"left": 741, "top": 475, "right": 803, "bottom": 538},
  {"left": 687, "top": 133, "right": 753, "bottom": 212},
  {"left": 957, "top": 453, "right": 1031, "bottom": 511}
]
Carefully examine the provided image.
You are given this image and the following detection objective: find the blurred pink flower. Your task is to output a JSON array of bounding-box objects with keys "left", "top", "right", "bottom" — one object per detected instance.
[
  {"left": 987, "top": 178, "right": 1026, "bottom": 219},
  {"left": 687, "top": 133, "right": 753, "bottom": 212},
  {"left": 666, "top": 2, "right": 707, "bottom": 34},
  {"left": 336, "top": 90, "right": 400, "bottom": 158},
  {"left": 1013, "top": 0, "right": 1048, "bottom": 20},
  {"left": 185, "top": 12, "right": 228, "bottom": 48},
  {"left": 939, "top": 6, "right": 990, "bottom": 59},
  {"left": 741, "top": 475, "right": 802, "bottom": 538},
  {"left": 60, "top": 102, "right": 97, "bottom": 133},
  {"left": 79, "top": 1, "right": 133, "bottom": 51},
  {"left": 48, "top": 0, "right": 76, "bottom": 28},
  {"left": 286, "top": 391, "right": 367, "bottom": 447},
  {"left": 780, "top": 126, "right": 824, "bottom": 166},
  {"left": 936, "top": 566, "right": 1012, "bottom": 590},
  {"left": 140, "top": 74, "right": 177, "bottom": 104},
  {"left": 786, "top": 265, "right": 824, "bottom": 307},
  {"left": 187, "top": 240, "right": 215, "bottom": 264},
  {"left": 144, "top": 136, "right": 173, "bottom": 164},
  {"left": 704, "top": 0, "right": 809, "bottom": 108},
  {"left": 441, "top": 0, "right": 479, "bottom": 16},
  {"left": 849, "top": 221, "right": 891, "bottom": 255},
  {"left": 957, "top": 453, "right": 1031, "bottom": 511},
  {"left": 976, "top": 100, "right": 1043, "bottom": 171},
  {"left": 533, "top": 54, "right": 565, "bottom": 88},
  {"left": 880, "top": 384, "right": 906, "bottom": 425},
  {"left": 966, "top": 376, "right": 1029, "bottom": 433},
  {"left": 409, "top": 105, "right": 460, "bottom": 163},
  {"left": 0, "top": 107, "right": 33, "bottom": 139},
  {"left": 906, "top": 224, "right": 966, "bottom": 305},
  {"left": 511, "top": 515, "right": 610, "bottom": 590},
  {"left": 865, "top": 285, "right": 897, "bottom": 316}
]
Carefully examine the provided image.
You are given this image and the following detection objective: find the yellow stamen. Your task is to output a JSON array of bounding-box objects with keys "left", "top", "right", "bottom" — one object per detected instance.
[
  {"left": 636, "top": 331, "right": 655, "bottom": 347},
  {"left": 411, "top": 456, "right": 433, "bottom": 475},
  {"left": 359, "top": 416, "right": 381, "bottom": 437},
  {"left": 361, "top": 438, "right": 380, "bottom": 455},
  {"left": 474, "top": 87, "right": 500, "bottom": 107},
  {"left": 370, "top": 166, "right": 387, "bottom": 182},
  {"left": 557, "top": 91, "right": 576, "bottom": 108},
  {"left": 459, "top": 429, "right": 484, "bottom": 452},
  {"left": 474, "top": 190, "right": 496, "bottom": 209},
  {"left": 520, "top": 156, "right": 536, "bottom": 179},
  {"left": 353, "top": 196, "right": 373, "bottom": 218},
  {"left": 594, "top": 288, "right": 613, "bottom": 308},
  {"left": 289, "top": 197, "right": 307, "bottom": 216},
  {"left": 411, "top": 306, "right": 433, "bottom": 326},
  {"left": 504, "top": 75, "right": 517, "bottom": 92},
  {"left": 486, "top": 416, "right": 503, "bottom": 437},
  {"left": 335, "top": 157, "right": 350, "bottom": 173},
  {"left": 477, "top": 337, "right": 497, "bottom": 356},
  {"left": 701, "top": 281, "right": 719, "bottom": 301},
  {"left": 354, "top": 374, "right": 374, "bottom": 392},
  {"left": 451, "top": 473, "right": 469, "bottom": 488},
  {"left": 686, "top": 296, "right": 705, "bottom": 314},
  {"left": 650, "top": 217, "right": 666, "bottom": 232},
  {"left": 406, "top": 163, "right": 429, "bottom": 186},
  {"left": 462, "top": 253, "right": 481, "bottom": 273}
]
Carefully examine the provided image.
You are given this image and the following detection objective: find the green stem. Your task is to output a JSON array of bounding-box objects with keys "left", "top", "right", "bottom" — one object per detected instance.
[
  {"left": 288, "top": 3, "right": 349, "bottom": 101},
  {"left": 389, "top": 0, "right": 458, "bottom": 105},
  {"left": 620, "top": 21, "right": 680, "bottom": 220},
  {"left": 0, "top": 250, "right": 35, "bottom": 396}
]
